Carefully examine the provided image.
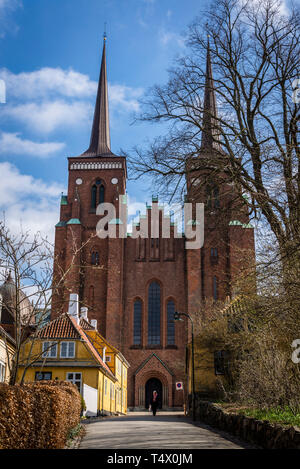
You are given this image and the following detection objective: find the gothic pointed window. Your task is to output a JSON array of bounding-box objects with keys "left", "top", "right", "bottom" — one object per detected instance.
[
  {"left": 91, "top": 185, "right": 97, "bottom": 210},
  {"left": 213, "top": 276, "right": 218, "bottom": 301},
  {"left": 213, "top": 187, "right": 220, "bottom": 208},
  {"left": 206, "top": 185, "right": 220, "bottom": 209},
  {"left": 91, "top": 251, "right": 99, "bottom": 265},
  {"left": 99, "top": 185, "right": 105, "bottom": 204},
  {"left": 133, "top": 299, "right": 142, "bottom": 345},
  {"left": 167, "top": 300, "right": 175, "bottom": 346},
  {"left": 148, "top": 282, "right": 161, "bottom": 345},
  {"left": 210, "top": 247, "right": 218, "bottom": 264}
]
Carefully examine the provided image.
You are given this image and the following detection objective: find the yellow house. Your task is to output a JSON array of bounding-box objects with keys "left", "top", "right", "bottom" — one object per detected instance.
[
  {"left": 0, "top": 325, "right": 15, "bottom": 384},
  {"left": 186, "top": 338, "right": 228, "bottom": 399},
  {"left": 186, "top": 297, "right": 250, "bottom": 399},
  {"left": 83, "top": 327, "right": 130, "bottom": 415},
  {"left": 17, "top": 313, "right": 122, "bottom": 416}
]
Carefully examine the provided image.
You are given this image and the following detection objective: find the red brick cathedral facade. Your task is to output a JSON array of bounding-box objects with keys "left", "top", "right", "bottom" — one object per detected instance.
[{"left": 51, "top": 37, "right": 255, "bottom": 409}]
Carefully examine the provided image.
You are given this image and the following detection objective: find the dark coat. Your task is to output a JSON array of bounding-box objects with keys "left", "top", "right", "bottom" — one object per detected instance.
[{"left": 150, "top": 396, "right": 159, "bottom": 409}]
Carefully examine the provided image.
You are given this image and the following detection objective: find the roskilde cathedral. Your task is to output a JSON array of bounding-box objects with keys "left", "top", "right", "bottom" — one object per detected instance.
[{"left": 51, "top": 36, "right": 255, "bottom": 409}]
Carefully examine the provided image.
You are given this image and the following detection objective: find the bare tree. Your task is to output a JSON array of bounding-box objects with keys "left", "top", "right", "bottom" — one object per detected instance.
[
  {"left": 126, "top": 0, "right": 300, "bottom": 276},
  {"left": 0, "top": 221, "right": 96, "bottom": 385}
]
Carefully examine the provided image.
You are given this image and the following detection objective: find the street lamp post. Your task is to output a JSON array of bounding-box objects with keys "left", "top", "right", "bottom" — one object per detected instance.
[{"left": 174, "top": 311, "right": 195, "bottom": 421}]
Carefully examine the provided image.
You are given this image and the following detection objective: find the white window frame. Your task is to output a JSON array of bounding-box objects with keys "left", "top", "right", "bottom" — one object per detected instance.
[
  {"left": 42, "top": 341, "right": 57, "bottom": 358},
  {"left": 0, "top": 360, "right": 6, "bottom": 383},
  {"left": 66, "top": 372, "right": 82, "bottom": 394},
  {"left": 105, "top": 355, "right": 111, "bottom": 363},
  {"left": 60, "top": 341, "right": 75, "bottom": 359}
]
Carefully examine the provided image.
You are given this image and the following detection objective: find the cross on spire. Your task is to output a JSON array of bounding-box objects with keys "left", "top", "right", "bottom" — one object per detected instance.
[{"left": 83, "top": 35, "right": 113, "bottom": 157}]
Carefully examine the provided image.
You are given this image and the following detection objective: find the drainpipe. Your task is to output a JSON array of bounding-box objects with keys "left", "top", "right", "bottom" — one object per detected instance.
[
  {"left": 121, "top": 364, "right": 123, "bottom": 413},
  {"left": 102, "top": 373, "right": 104, "bottom": 416}
]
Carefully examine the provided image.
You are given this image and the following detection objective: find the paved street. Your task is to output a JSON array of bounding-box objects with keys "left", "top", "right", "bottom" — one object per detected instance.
[{"left": 80, "top": 411, "right": 252, "bottom": 449}]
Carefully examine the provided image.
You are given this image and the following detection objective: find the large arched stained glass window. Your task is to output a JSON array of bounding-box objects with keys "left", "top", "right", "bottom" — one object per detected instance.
[
  {"left": 133, "top": 300, "right": 142, "bottom": 345},
  {"left": 148, "top": 282, "right": 161, "bottom": 345},
  {"left": 167, "top": 300, "right": 175, "bottom": 345}
]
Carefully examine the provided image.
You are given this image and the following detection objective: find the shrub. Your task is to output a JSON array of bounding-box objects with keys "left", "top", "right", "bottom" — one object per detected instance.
[{"left": 0, "top": 381, "right": 81, "bottom": 449}]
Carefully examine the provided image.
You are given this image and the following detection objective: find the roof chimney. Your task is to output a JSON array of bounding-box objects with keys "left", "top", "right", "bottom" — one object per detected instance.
[
  {"left": 80, "top": 307, "right": 88, "bottom": 321},
  {"left": 90, "top": 319, "right": 97, "bottom": 330},
  {"left": 68, "top": 293, "right": 79, "bottom": 324}
]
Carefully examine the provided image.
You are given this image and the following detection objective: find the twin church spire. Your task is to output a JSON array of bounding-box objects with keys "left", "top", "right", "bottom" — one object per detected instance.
[
  {"left": 201, "top": 39, "right": 221, "bottom": 152},
  {"left": 83, "top": 34, "right": 112, "bottom": 157},
  {"left": 83, "top": 35, "right": 219, "bottom": 157}
]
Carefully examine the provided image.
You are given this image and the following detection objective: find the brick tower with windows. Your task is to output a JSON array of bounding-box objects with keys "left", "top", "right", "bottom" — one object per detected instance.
[{"left": 51, "top": 36, "right": 255, "bottom": 408}]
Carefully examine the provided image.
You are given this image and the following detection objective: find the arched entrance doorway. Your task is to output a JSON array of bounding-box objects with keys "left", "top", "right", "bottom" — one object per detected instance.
[{"left": 145, "top": 378, "right": 163, "bottom": 409}]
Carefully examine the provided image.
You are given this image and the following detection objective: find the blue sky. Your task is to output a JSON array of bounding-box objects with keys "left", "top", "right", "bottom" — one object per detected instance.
[{"left": 0, "top": 0, "right": 210, "bottom": 239}]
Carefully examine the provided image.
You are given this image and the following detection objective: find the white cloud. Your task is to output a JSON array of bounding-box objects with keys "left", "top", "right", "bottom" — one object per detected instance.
[
  {"left": 0, "top": 132, "right": 65, "bottom": 157},
  {"left": 237, "top": 0, "right": 292, "bottom": 17},
  {"left": 109, "top": 84, "right": 144, "bottom": 113},
  {"left": 0, "top": 162, "right": 63, "bottom": 241},
  {"left": 0, "top": 67, "right": 97, "bottom": 100},
  {"left": 0, "top": 67, "right": 144, "bottom": 134},
  {"left": 159, "top": 30, "right": 185, "bottom": 49},
  {"left": 1, "top": 100, "right": 93, "bottom": 134},
  {"left": 0, "top": 0, "right": 21, "bottom": 13},
  {"left": 0, "top": 0, "right": 22, "bottom": 38}
]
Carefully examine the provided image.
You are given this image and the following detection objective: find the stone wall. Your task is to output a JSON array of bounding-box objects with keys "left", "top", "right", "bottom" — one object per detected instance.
[{"left": 194, "top": 398, "right": 300, "bottom": 449}]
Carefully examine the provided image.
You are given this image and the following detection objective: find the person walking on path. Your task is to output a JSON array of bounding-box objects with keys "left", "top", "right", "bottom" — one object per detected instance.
[{"left": 150, "top": 390, "right": 159, "bottom": 416}]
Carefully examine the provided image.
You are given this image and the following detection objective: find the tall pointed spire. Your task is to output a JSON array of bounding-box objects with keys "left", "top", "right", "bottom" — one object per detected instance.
[
  {"left": 83, "top": 33, "right": 113, "bottom": 157},
  {"left": 201, "top": 38, "right": 221, "bottom": 151}
]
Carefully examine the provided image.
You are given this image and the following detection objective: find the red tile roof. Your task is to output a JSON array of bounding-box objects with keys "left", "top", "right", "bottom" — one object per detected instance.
[
  {"left": 79, "top": 317, "right": 95, "bottom": 330},
  {"left": 37, "top": 314, "right": 81, "bottom": 339},
  {"left": 36, "top": 313, "right": 116, "bottom": 381}
]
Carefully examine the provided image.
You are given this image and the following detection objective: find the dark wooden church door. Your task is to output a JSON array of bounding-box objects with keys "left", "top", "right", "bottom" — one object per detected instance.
[{"left": 145, "top": 378, "right": 162, "bottom": 409}]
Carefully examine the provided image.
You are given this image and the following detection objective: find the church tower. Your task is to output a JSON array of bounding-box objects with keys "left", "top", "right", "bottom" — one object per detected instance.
[
  {"left": 186, "top": 40, "right": 255, "bottom": 308},
  {"left": 52, "top": 35, "right": 126, "bottom": 343}
]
